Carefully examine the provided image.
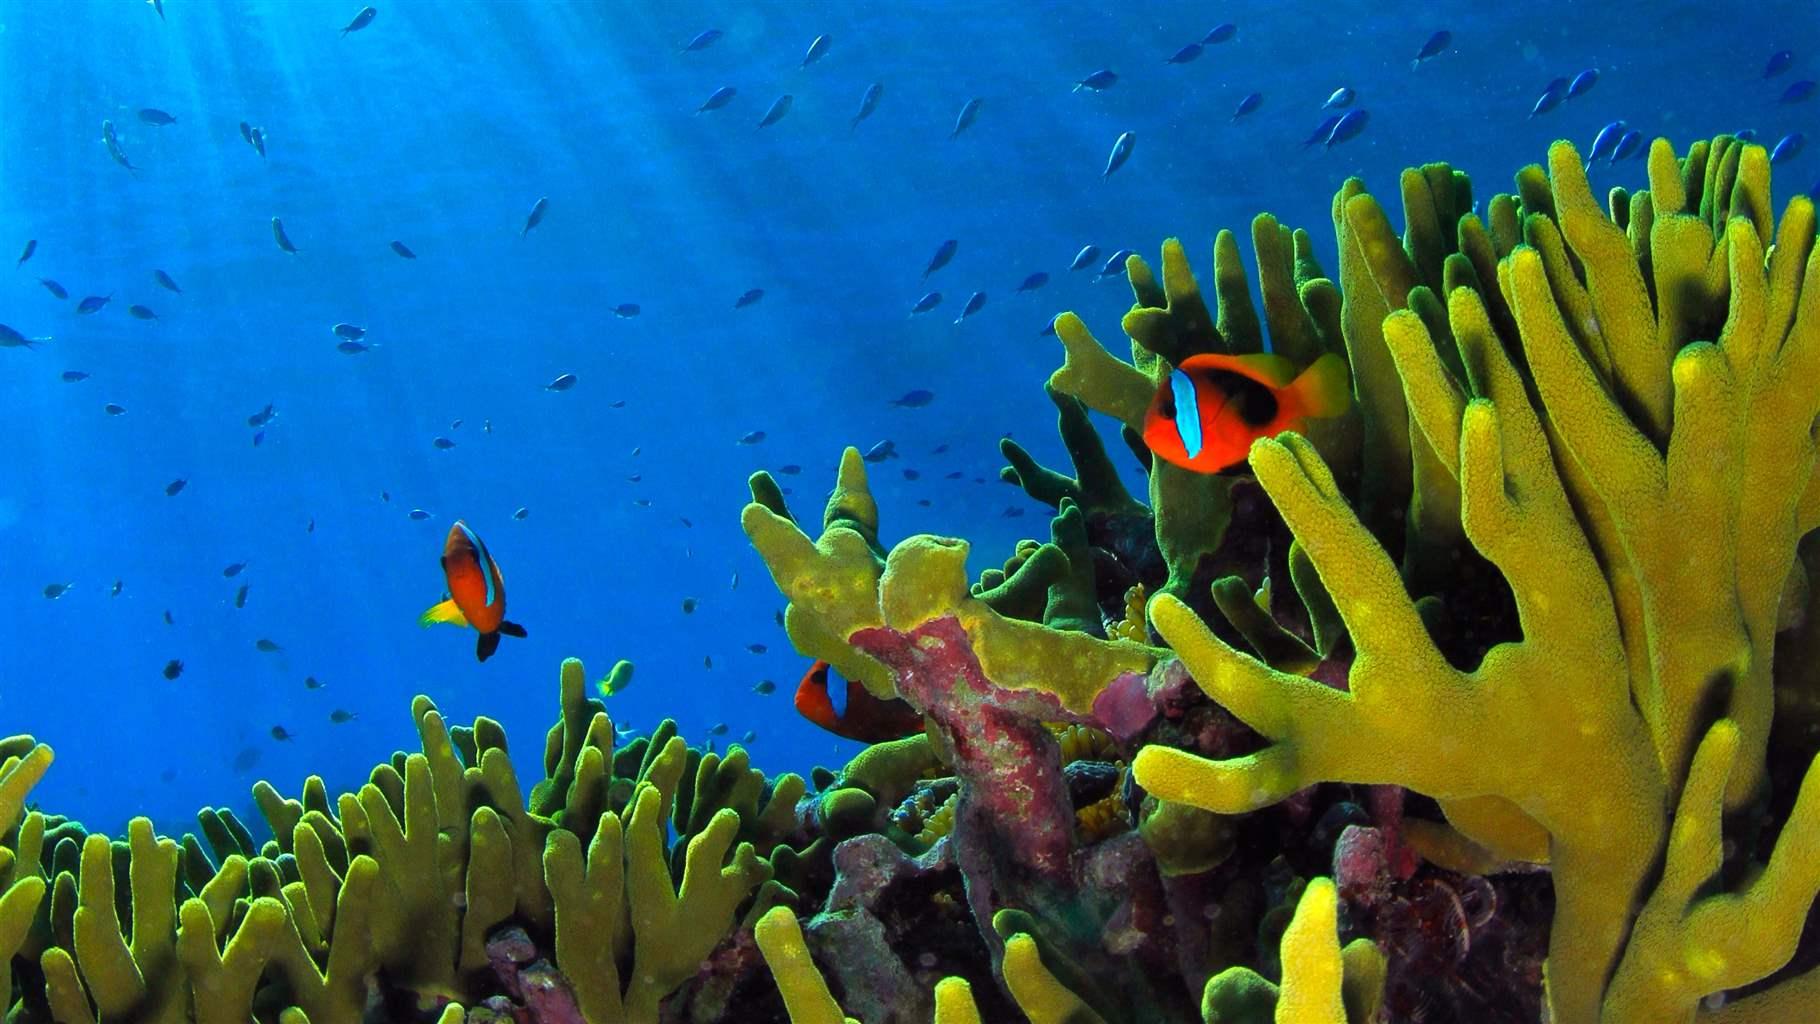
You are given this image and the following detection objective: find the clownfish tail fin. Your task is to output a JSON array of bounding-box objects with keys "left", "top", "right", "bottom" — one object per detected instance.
[
  {"left": 499, "top": 621, "right": 527, "bottom": 638},
  {"left": 1288, "top": 353, "right": 1352, "bottom": 419}
]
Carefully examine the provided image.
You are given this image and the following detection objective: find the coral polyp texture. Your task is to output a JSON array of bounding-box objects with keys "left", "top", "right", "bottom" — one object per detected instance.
[{"left": 5, "top": 136, "right": 1817, "bottom": 1024}]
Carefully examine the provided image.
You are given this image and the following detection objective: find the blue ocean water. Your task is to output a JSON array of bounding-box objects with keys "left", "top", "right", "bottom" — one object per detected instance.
[{"left": 1, "top": 0, "right": 1811, "bottom": 835}]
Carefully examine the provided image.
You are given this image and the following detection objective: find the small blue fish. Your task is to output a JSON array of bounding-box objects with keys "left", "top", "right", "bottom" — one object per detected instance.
[
  {"left": 1325, "top": 109, "right": 1369, "bottom": 146},
  {"left": 1323, "top": 87, "right": 1355, "bottom": 109},
  {"left": 1302, "top": 114, "right": 1342, "bottom": 147},
  {"left": 1736, "top": 129, "right": 1759, "bottom": 143},
  {"left": 1781, "top": 80, "right": 1816, "bottom": 104},
  {"left": 910, "top": 292, "right": 942, "bottom": 315},
  {"left": 1411, "top": 30, "right": 1451, "bottom": 69},
  {"left": 1017, "top": 272, "right": 1048, "bottom": 292},
  {"left": 1772, "top": 133, "right": 1806, "bottom": 164},
  {"left": 613, "top": 303, "right": 640, "bottom": 317},
  {"left": 1096, "top": 249, "right": 1136, "bottom": 280},
  {"left": 1075, "top": 70, "right": 1117, "bottom": 93},
  {"left": 339, "top": 6, "right": 376, "bottom": 36},
  {"left": 272, "top": 217, "right": 300, "bottom": 254},
  {"left": 1166, "top": 42, "right": 1203, "bottom": 65},
  {"left": 17, "top": 240, "right": 34, "bottom": 266},
  {"left": 801, "top": 34, "right": 831, "bottom": 68},
  {"left": 1203, "top": 23, "right": 1236, "bottom": 44},
  {"left": 924, "top": 238, "right": 958, "bottom": 278},
  {"left": 545, "top": 373, "right": 577, "bottom": 391},
  {"left": 852, "top": 83, "right": 883, "bottom": 129},
  {"left": 738, "top": 430, "right": 767, "bottom": 445},
  {"left": 1586, "top": 120, "right": 1626, "bottom": 168},
  {"left": 953, "top": 292, "right": 986, "bottom": 324},
  {"left": 154, "top": 269, "right": 181, "bottom": 292},
  {"left": 735, "top": 288, "right": 764, "bottom": 308},
  {"left": 522, "top": 197, "right": 548, "bottom": 235},
  {"left": 1566, "top": 69, "right": 1598, "bottom": 98},
  {"left": 38, "top": 279, "right": 67, "bottom": 300},
  {"left": 1610, "top": 130, "right": 1644, "bottom": 163},
  {"left": 61, "top": 370, "right": 88, "bottom": 382},
  {"left": 138, "top": 108, "right": 177, "bottom": 127},
  {"left": 1103, "top": 131, "right": 1135, "bottom": 177},
  {"left": 951, "top": 98, "right": 982, "bottom": 138},
  {"left": 863, "top": 440, "right": 897, "bottom": 462},
  {"left": 1765, "top": 50, "right": 1794, "bottom": 78},
  {"left": 1069, "top": 244, "right": 1100, "bottom": 271},
  {"left": 337, "top": 340, "right": 370, "bottom": 354},
  {"left": 697, "top": 86, "right": 736, "bottom": 113},
  {"left": 333, "top": 323, "right": 366, "bottom": 340},
  {"left": 1231, "top": 92, "right": 1262, "bottom": 120},
  {"left": 1530, "top": 78, "right": 1568, "bottom": 117},
  {"left": 77, "top": 294, "right": 111, "bottom": 314},
  {"left": 682, "top": 28, "right": 722, "bottom": 52},
  {"left": 758, "top": 95, "right": 793, "bottom": 128},
  {"left": 390, "top": 240, "right": 416, "bottom": 259},
  {"left": 101, "top": 120, "right": 138, "bottom": 173},
  {"left": 890, "top": 389, "right": 935, "bottom": 408}
]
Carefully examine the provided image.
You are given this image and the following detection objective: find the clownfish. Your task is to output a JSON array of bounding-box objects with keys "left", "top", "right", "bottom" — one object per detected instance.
[
  {"left": 795, "top": 660, "right": 924, "bottom": 744},
  {"left": 1142, "top": 352, "right": 1350, "bottom": 474},
  {"left": 419, "top": 520, "right": 527, "bottom": 662}
]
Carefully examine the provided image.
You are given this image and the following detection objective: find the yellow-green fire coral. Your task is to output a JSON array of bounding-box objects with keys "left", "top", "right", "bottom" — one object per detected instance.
[{"left": 1134, "top": 137, "right": 1820, "bottom": 1023}]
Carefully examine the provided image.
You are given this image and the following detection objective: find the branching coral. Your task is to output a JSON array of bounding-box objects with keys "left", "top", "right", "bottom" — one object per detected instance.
[{"left": 1133, "top": 137, "right": 1820, "bottom": 1023}]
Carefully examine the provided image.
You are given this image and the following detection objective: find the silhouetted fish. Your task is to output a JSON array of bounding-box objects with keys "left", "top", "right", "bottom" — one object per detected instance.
[
  {"left": 1530, "top": 78, "right": 1569, "bottom": 117},
  {"left": 1017, "top": 272, "right": 1048, "bottom": 292},
  {"left": 138, "top": 108, "right": 177, "bottom": 126},
  {"left": 1204, "top": 23, "right": 1237, "bottom": 44},
  {"left": 801, "top": 34, "right": 831, "bottom": 68},
  {"left": 522, "top": 197, "right": 549, "bottom": 235},
  {"left": 38, "top": 279, "right": 67, "bottom": 299},
  {"left": 1232, "top": 93, "right": 1262, "bottom": 120},
  {"left": 758, "top": 95, "right": 793, "bottom": 128},
  {"left": 852, "top": 82, "right": 883, "bottom": 129},
  {"left": 954, "top": 292, "right": 986, "bottom": 324},
  {"left": 682, "top": 28, "right": 722, "bottom": 52},
  {"left": 1325, "top": 109, "right": 1369, "bottom": 147},
  {"left": 339, "top": 6, "right": 376, "bottom": 36},
  {"left": 154, "top": 269, "right": 181, "bottom": 292},
  {"left": 1610, "top": 130, "right": 1644, "bottom": 162},
  {"left": 698, "top": 86, "right": 737, "bottom": 113},
  {"left": 1104, "top": 131, "right": 1135, "bottom": 177},
  {"left": 272, "top": 218, "right": 299, "bottom": 254},
  {"left": 77, "top": 294, "right": 111, "bottom": 314},
  {"left": 911, "top": 291, "right": 942, "bottom": 315},
  {"left": 735, "top": 288, "right": 764, "bottom": 308},
  {"left": 1166, "top": 43, "right": 1203, "bottom": 64},
  {"left": 1765, "top": 51, "right": 1794, "bottom": 78},
  {"left": 1075, "top": 69, "right": 1117, "bottom": 92},
  {"left": 1069, "top": 244, "right": 1100, "bottom": 271},
  {"left": 1780, "top": 80, "right": 1815, "bottom": 104},
  {"left": 1323, "top": 87, "right": 1355, "bottom": 109},
  {"left": 545, "top": 373, "right": 578, "bottom": 391},
  {"left": 1772, "top": 133, "right": 1806, "bottom": 164},
  {"left": 951, "top": 98, "right": 981, "bottom": 137},
  {"left": 17, "top": 240, "right": 34, "bottom": 266},
  {"left": 1411, "top": 30, "right": 1451, "bottom": 69},
  {"left": 924, "top": 238, "right": 957, "bottom": 278},
  {"left": 1566, "top": 68, "right": 1598, "bottom": 98},
  {"left": 890, "top": 389, "right": 935, "bottom": 408},
  {"left": 390, "top": 240, "right": 416, "bottom": 258}
]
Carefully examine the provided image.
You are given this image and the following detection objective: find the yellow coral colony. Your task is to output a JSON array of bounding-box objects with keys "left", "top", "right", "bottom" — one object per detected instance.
[{"left": 1134, "top": 137, "right": 1820, "bottom": 1022}]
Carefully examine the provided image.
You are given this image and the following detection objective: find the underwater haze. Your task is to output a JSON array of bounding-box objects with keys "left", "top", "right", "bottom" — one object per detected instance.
[{"left": 1, "top": 0, "right": 1813, "bottom": 841}]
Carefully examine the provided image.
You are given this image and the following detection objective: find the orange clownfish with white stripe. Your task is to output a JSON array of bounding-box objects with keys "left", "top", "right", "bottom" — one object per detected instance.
[
  {"left": 1141, "top": 351, "right": 1351, "bottom": 474},
  {"left": 420, "top": 520, "right": 527, "bottom": 661}
]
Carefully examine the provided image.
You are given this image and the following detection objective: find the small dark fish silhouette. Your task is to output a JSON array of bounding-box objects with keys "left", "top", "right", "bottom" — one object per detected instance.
[
  {"left": 333, "top": 323, "right": 366, "bottom": 340},
  {"left": 270, "top": 725, "right": 293, "bottom": 741},
  {"left": 709, "top": 723, "right": 729, "bottom": 736},
  {"left": 801, "top": 34, "right": 831, "bottom": 68},
  {"left": 1301, "top": 114, "right": 1342, "bottom": 147},
  {"left": 111, "top": 579, "right": 122, "bottom": 596},
  {"left": 546, "top": 373, "right": 578, "bottom": 391},
  {"left": 42, "top": 583, "right": 72, "bottom": 599},
  {"left": 951, "top": 98, "right": 982, "bottom": 138},
  {"left": 1773, "top": 133, "right": 1807, "bottom": 164},
  {"left": 102, "top": 120, "right": 138, "bottom": 172},
  {"left": 737, "top": 430, "right": 767, "bottom": 445},
  {"left": 1323, "top": 87, "right": 1355, "bottom": 109},
  {"left": 0, "top": 324, "right": 43, "bottom": 349},
  {"left": 1203, "top": 23, "right": 1237, "bottom": 44},
  {"left": 1610, "top": 130, "right": 1644, "bottom": 162},
  {"left": 1566, "top": 69, "right": 1599, "bottom": 99},
  {"left": 522, "top": 197, "right": 549, "bottom": 235},
  {"left": 154, "top": 269, "right": 181, "bottom": 292},
  {"left": 1075, "top": 69, "right": 1117, "bottom": 93},
  {"left": 1017, "top": 272, "right": 1048, "bottom": 292},
  {"left": 758, "top": 95, "right": 793, "bottom": 128},
  {"left": 17, "top": 240, "right": 34, "bottom": 266},
  {"left": 105, "top": 403, "right": 128, "bottom": 415},
  {"left": 1104, "top": 130, "right": 1135, "bottom": 177},
  {"left": 1530, "top": 78, "right": 1569, "bottom": 117},
  {"left": 77, "top": 294, "right": 112, "bottom": 314},
  {"left": 252, "top": 430, "right": 264, "bottom": 446},
  {"left": 148, "top": 0, "right": 163, "bottom": 20},
  {"left": 613, "top": 303, "right": 640, "bottom": 317},
  {"left": 1167, "top": 42, "right": 1204, "bottom": 64},
  {"left": 852, "top": 82, "right": 883, "bottom": 129},
  {"left": 682, "top": 28, "right": 722, "bottom": 52},
  {"left": 754, "top": 680, "right": 777, "bottom": 695},
  {"left": 911, "top": 292, "right": 942, "bottom": 315},
  {"left": 1069, "top": 244, "right": 1100, "bottom": 271},
  {"left": 165, "top": 478, "right": 187, "bottom": 496},
  {"left": 903, "top": 469, "right": 920, "bottom": 480},
  {"left": 432, "top": 437, "right": 456, "bottom": 449},
  {"left": 128, "top": 305, "right": 158, "bottom": 321},
  {"left": 330, "top": 709, "right": 358, "bottom": 723},
  {"left": 163, "top": 660, "right": 183, "bottom": 680},
  {"left": 698, "top": 86, "right": 736, "bottom": 113},
  {"left": 1231, "top": 92, "right": 1262, "bottom": 120},
  {"left": 390, "top": 240, "right": 416, "bottom": 258},
  {"left": 1325, "top": 109, "right": 1369, "bottom": 147},
  {"left": 337, "top": 341, "right": 370, "bottom": 354},
  {"left": 954, "top": 292, "right": 986, "bottom": 324},
  {"left": 239, "top": 121, "right": 253, "bottom": 144},
  {"left": 305, "top": 676, "right": 325, "bottom": 689},
  {"left": 235, "top": 584, "right": 248, "bottom": 607},
  {"left": 255, "top": 638, "right": 282, "bottom": 653},
  {"left": 924, "top": 238, "right": 958, "bottom": 278},
  {"left": 339, "top": 6, "right": 376, "bottom": 36},
  {"left": 1412, "top": 29, "right": 1451, "bottom": 69},
  {"left": 735, "top": 288, "right": 764, "bottom": 308},
  {"left": 248, "top": 126, "right": 267, "bottom": 157},
  {"left": 1783, "top": 80, "right": 1817, "bottom": 104},
  {"left": 779, "top": 464, "right": 802, "bottom": 475},
  {"left": 61, "top": 370, "right": 89, "bottom": 382},
  {"left": 890, "top": 389, "right": 935, "bottom": 408},
  {"left": 223, "top": 562, "right": 247, "bottom": 577},
  {"left": 248, "top": 403, "right": 276, "bottom": 427},
  {"left": 1765, "top": 51, "right": 1795, "bottom": 78},
  {"left": 682, "top": 597, "right": 698, "bottom": 614},
  {"left": 38, "top": 279, "right": 67, "bottom": 299},
  {"left": 272, "top": 218, "right": 299, "bottom": 254},
  {"left": 1097, "top": 249, "right": 1137, "bottom": 280},
  {"left": 513, "top": 507, "right": 529, "bottom": 520},
  {"left": 164, "top": 609, "right": 174, "bottom": 624},
  {"left": 138, "top": 108, "right": 177, "bottom": 126},
  {"left": 1587, "top": 120, "right": 1626, "bottom": 166}
]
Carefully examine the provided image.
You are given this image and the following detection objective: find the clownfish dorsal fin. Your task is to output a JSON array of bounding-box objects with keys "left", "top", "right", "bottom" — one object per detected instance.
[{"left": 1285, "top": 352, "right": 1352, "bottom": 419}]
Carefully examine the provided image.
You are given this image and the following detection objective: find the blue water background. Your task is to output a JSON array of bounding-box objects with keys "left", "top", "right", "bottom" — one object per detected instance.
[{"left": 1, "top": 0, "right": 1812, "bottom": 835}]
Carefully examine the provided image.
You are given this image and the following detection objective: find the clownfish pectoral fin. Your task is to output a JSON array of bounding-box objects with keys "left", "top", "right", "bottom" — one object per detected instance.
[
  {"left": 477, "top": 631, "right": 502, "bottom": 662},
  {"left": 1287, "top": 352, "right": 1352, "bottom": 419},
  {"left": 498, "top": 621, "right": 527, "bottom": 638},
  {"left": 419, "top": 599, "right": 469, "bottom": 629}
]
